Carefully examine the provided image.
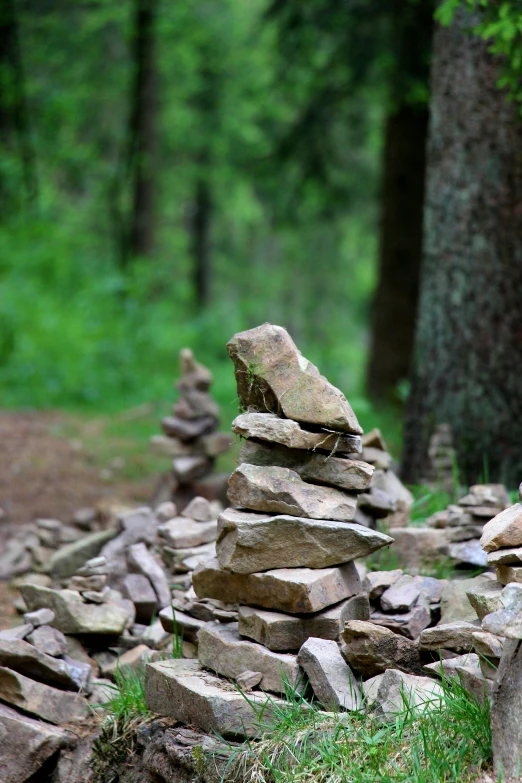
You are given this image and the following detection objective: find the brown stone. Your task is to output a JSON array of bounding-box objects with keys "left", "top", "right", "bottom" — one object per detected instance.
[
  {"left": 232, "top": 412, "right": 362, "bottom": 453},
  {"left": 0, "top": 667, "right": 88, "bottom": 724},
  {"left": 481, "top": 503, "right": 522, "bottom": 552},
  {"left": 341, "top": 620, "right": 423, "bottom": 677}
]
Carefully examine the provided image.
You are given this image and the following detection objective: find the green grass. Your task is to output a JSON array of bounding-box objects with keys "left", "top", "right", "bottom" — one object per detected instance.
[
  {"left": 226, "top": 676, "right": 492, "bottom": 783},
  {"left": 102, "top": 664, "right": 151, "bottom": 724}
]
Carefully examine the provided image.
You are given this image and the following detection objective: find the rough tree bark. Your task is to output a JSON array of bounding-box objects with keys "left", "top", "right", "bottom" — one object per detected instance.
[
  {"left": 366, "top": 0, "right": 433, "bottom": 402},
  {"left": 401, "top": 10, "right": 522, "bottom": 486}
]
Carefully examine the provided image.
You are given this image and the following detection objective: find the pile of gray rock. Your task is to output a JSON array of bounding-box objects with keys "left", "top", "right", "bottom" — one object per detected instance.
[
  {"left": 427, "top": 483, "right": 509, "bottom": 568},
  {"left": 151, "top": 348, "right": 232, "bottom": 507},
  {"left": 421, "top": 423, "right": 457, "bottom": 493}
]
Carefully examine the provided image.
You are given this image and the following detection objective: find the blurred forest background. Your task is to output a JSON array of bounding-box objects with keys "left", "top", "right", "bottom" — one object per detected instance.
[{"left": 2, "top": 0, "right": 522, "bottom": 487}]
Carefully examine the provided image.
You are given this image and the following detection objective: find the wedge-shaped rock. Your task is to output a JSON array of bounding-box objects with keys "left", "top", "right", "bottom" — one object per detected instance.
[
  {"left": 0, "top": 638, "right": 90, "bottom": 691},
  {"left": 481, "top": 503, "right": 522, "bottom": 552},
  {"left": 158, "top": 517, "right": 217, "bottom": 549},
  {"left": 488, "top": 545, "right": 522, "bottom": 566},
  {"left": 0, "top": 667, "right": 88, "bottom": 724},
  {"left": 198, "top": 622, "right": 300, "bottom": 694},
  {"left": 466, "top": 580, "right": 503, "bottom": 621},
  {"left": 0, "top": 703, "right": 71, "bottom": 783},
  {"left": 238, "top": 596, "right": 369, "bottom": 651},
  {"left": 240, "top": 439, "right": 373, "bottom": 491},
  {"left": 216, "top": 508, "right": 392, "bottom": 574},
  {"left": 145, "top": 658, "right": 283, "bottom": 738},
  {"left": 227, "top": 324, "right": 362, "bottom": 433},
  {"left": 159, "top": 606, "right": 206, "bottom": 643},
  {"left": 297, "top": 637, "right": 361, "bottom": 710},
  {"left": 193, "top": 558, "right": 361, "bottom": 614},
  {"left": 232, "top": 412, "right": 362, "bottom": 453},
  {"left": 341, "top": 620, "right": 423, "bottom": 677},
  {"left": 20, "top": 584, "right": 131, "bottom": 635},
  {"left": 419, "top": 621, "right": 479, "bottom": 652},
  {"left": 228, "top": 464, "right": 358, "bottom": 522},
  {"left": 363, "top": 670, "right": 443, "bottom": 717}
]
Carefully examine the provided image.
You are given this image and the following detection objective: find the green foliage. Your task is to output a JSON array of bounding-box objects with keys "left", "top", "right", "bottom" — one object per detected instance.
[
  {"left": 102, "top": 664, "right": 150, "bottom": 724},
  {"left": 437, "top": 0, "right": 522, "bottom": 103},
  {"left": 226, "top": 676, "right": 492, "bottom": 783}
]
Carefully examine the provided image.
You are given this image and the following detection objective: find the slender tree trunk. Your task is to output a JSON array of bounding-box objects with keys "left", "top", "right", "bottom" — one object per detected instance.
[
  {"left": 190, "top": 176, "right": 212, "bottom": 309},
  {"left": 125, "top": 0, "right": 157, "bottom": 263},
  {"left": 401, "top": 10, "right": 522, "bottom": 486},
  {"left": 366, "top": 0, "right": 433, "bottom": 402}
]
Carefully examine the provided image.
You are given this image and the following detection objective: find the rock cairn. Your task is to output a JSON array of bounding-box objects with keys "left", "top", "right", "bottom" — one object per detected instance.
[
  {"left": 151, "top": 348, "right": 232, "bottom": 507},
  {"left": 426, "top": 483, "right": 509, "bottom": 568},
  {"left": 422, "top": 423, "right": 457, "bottom": 493}
]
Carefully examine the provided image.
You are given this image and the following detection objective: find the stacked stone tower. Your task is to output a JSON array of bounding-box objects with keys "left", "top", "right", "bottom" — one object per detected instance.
[{"left": 192, "top": 324, "right": 392, "bottom": 694}]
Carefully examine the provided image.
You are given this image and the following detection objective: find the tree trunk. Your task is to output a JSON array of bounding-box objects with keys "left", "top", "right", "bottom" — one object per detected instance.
[
  {"left": 190, "top": 177, "right": 212, "bottom": 309},
  {"left": 366, "top": 0, "right": 433, "bottom": 402},
  {"left": 401, "top": 10, "right": 522, "bottom": 486},
  {"left": 126, "top": 0, "right": 157, "bottom": 262}
]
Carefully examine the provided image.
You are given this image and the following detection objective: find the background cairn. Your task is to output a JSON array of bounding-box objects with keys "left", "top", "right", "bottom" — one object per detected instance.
[
  {"left": 151, "top": 348, "right": 232, "bottom": 508},
  {"left": 193, "top": 324, "right": 393, "bottom": 698}
]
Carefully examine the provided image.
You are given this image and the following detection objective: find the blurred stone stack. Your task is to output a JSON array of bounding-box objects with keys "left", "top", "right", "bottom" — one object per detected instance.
[
  {"left": 427, "top": 484, "right": 509, "bottom": 568},
  {"left": 188, "top": 324, "right": 393, "bottom": 696},
  {"left": 422, "top": 423, "right": 457, "bottom": 493},
  {"left": 151, "top": 348, "right": 232, "bottom": 507}
]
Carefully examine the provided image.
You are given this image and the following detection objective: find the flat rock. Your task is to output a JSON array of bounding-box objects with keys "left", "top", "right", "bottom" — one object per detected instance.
[
  {"left": 297, "top": 637, "right": 361, "bottom": 710},
  {"left": 0, "top": 667, "right": 88, "bottom": 724},
  {"left": 228, "top": 463, "right": 358, "bottom": 522},
  {"left": 363, "top": 670, "right": 443, "bottom": 717},
  {"left": 0, "top": 638, "right": 87, "bottom": 691},
  {"left": 20, "top": 584, "right": 131, "bottom": 635},
  {"left": 363, "top": 569, "right": 403, "bottom": 600},
  {"left": 419, "top": 621, "right": 479, "bottom": 652},
  {"left": 193, "top": 558, "right": 361, "bottom": 614},
  {"left": 27, "top": 625, "right": 68, "bottom": 657},
  {"left": 0, "top": 624, "right": 34, "bottom": 641},
  {"left": 46, "top": 528, "right": 116, "bottom": 580},
  {"left": 496, "top": 564, "right": 522, "bottom": 585},
  {"left": 424, "top": 653, "right": 480, "bottom": 679},
  {"left": 236, "top": 670, "right": 263, "bottom": 690},
  {"left": 232, "top": 412, "right": 362, "bottom": 453},
  {"left": 227, "top": 324, "right": 362, "bottom": 433},
  {"left": 488, "top": 545, "right": 522, "bottom": 566},
  {"left": 127, "top": 543, "right": 171, "bottom": 609},
  {"left": 481, "top": 504, "right": 522, "bottom": 552},
  {"left": 23, "top": 608, "right": 55, "bottom": 627},
  {"left": 341, "top": 620, "right": 423, "bottom": 677},
  {"left": 145, "top": 658, "right": 284, "bottom": 738},
  {"left": 380, "top": 575, "right": 421, "bottom": 612},
  {"left": 158, "top": 517, "right": 217, "bottom": 548},
  {"left": 162, "top": 415, "right": 215, "bottom": 441},
  {"left": 198, "top": 622, "right": 300, "bottom": 694},
  {"left": 159, "top": 606, "right": 206, "bottom": 643},
  {"left": 216, "top": 508, "right": 392, "bottom": 574},
  {"left": 0, "top": 702, "right": 71, "bottom": 783},
  {"left": 240, "top": 439, "right": 373, "bottom": 492},
  {"left": 370, "top": 604, "right": 431, "bottom": 640},
  {"left": 466, "top": 580, "right": 503, "bottom": 620}
]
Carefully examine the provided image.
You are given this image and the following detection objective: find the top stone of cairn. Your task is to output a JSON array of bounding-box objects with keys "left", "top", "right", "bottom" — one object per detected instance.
[{"left": 227, "top": 324, "right": 362, "bottom": 435}]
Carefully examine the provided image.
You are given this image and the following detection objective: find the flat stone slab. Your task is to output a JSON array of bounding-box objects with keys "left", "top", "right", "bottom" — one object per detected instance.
[
  {"left": 240, "top": 439, "right": 373, "bottom": 492},
  {"left": 297, "top": 637, "right": 361, "bottom": 710},
  {"left": 0, "top": 702, "right": 71, "bottom": 783},
  {"left": 198, "top": 622, "right": 300, "bottom": 694},
  {"left": 0, "top": 638, "right": 89, "bottom": 691},
  {"left": 216, "top": 508, "right": 392, "bottom": 574},
  {"left": 193, "top": 558, "right": 362, "bottom": 614},
  {"left": 227, "top": 324, "right": 362, "bottom": 433},
  {"left": 488, "top": 545, "right": 522, "bottom": 566},
  {"left": 419, "top": 621, "right": 479, "bottom": 652},
  {"left": 158, "top": 518, "right": 217, "bottom": 549},
  {"left": 363, "top": 670, "right": 443, "bottom": 718},
  {"left": 228, "top": 463, "right": 358, "bottom": 522},
  {"left": 481, "top": 503, "right": 522, "bottom": 552},
  {"left": 20, "top": 584, "right": 131, "bottom": 635},
  {"left": 0, "top": 667, "right": 88, "bottom": 724},
  {"left": 145, "top": 658, "right": 284, "bottom": 738},
  {"left": 238, "top": 596, "right": 369, "bottom": 651},
  {"left": 232, "top": 412, "right": 362, "bottom": 453}
]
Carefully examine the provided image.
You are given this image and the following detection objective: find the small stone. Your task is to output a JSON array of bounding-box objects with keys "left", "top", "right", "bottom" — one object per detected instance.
[
  {"left": 82, "top": 587, "right": 111, "bottom": 604},
  {"left": 440, "top": 575, "right": 493, "bottom": 623},
  {"left": 380, "top": 575, "right": 421, "bottom": 612},
  {"left": 472, "top": 631, "right": 504, "bottom": 659},
  {"left": 46, "top": 529, "right": 116, "bottom": 580},
  {"left": 155, "top": 501, "right": 177, "bottom": 523},
  {"left": 201, "top": 432, "right": 234, "bottom": 457},
  {"left": 446, "top": 540, "right": 488, "bottom": 567},
  {"left": 236, "top": 670, "right": 263, "bottom": 691},
  {"left": 193, "top": 558, "right": 362, "bottom": 614},
  {"left": 0, "top": 667, "right": 88, "bottom": 724},
  {"left": 158, "top": 517, "right": 217, "bottom": 549},
  {"left": 481, "top": 503, "right": 522, "bottom": 552},
  {"left": 102, "top": 645, "right": 151, "bottom": 679},
  {"left": 127, "top": 543, "right": 172, "bottom": 609},
  {"left": 26, "top": 625, "right": 68, "bottom": 658},
  {"left": 142, "top": 618, "right": 171, "bottom": 647},
  {"left": 0, "top": 624, "right": 34, "bottom": 641},
  {"left": 496, "top": 564, "right": 522, "bottom": 585},
  {"left": 158, "top": 606, "right": 206, "bottom": 643},
  {"left": 341, "top": 620, "right": 423, "bottom": 677},
  {"left": 363, "top": 570, "right": 403, "bottom": 601},
  {"left": 198, "top": 622, "right": 301, "bottom": 694},
  {"left": 370, "top": 604, "right": 431, "bottom": 640},
  {"left": 297, "top": 637, "right": 362, "bottom": 710},
  {"left": 228, "top": 464, "right": 358, "bottom": 522},
  {"left": 466, "top": 581, "right": 503, "bottom": 621},
  {"left": 162, "top": 415, "right": 216, "bottom": 441},
  {"left": 76, "top": 556, "right": 108, "bottom": 576},
  {"left": 145, "top": 658, "right": 284, "bottom": 738},
  {"left": 363, "top": 670, "right": 443, "bottom": 718},
  {"left": 420, "top": 621, "right": 479, "bottom": 652},
  {"left": 122, "top": 573, "right": 158, "bottom": 624},
  {"left": 181, "top": 497, "right": 214, "bottom": 522},
  {"left": 23, "top": 608, "right": 55, "bottom": 628},
  {"left": 73, "top": 507, "right": 97, "bottom": 530},
  {"left": 360, "top": 447, "right": 393, "bottom": 470},
  {"left": 216, "top": 508, "right": 392, "bottom": 574},
  {"left": 424, "top": 653, "right": 480, "bottom": 679},
  {"left": 457, "top": 666, "right": 493, "bottom": 704},
  {"left": 232, "top": 412, "right": 362, "bottom": 453},
  {"left": 482, "top": 583, "right": 522, "bottom": 638},
  {"left": 68, "top": 575, "right": 107, "bottom": 592},
  {"left": 173, "top": 455, "right": 211, "bottom": 482}
]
